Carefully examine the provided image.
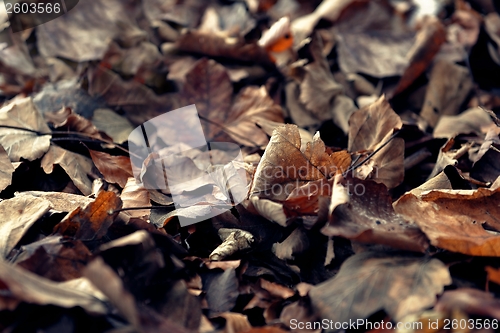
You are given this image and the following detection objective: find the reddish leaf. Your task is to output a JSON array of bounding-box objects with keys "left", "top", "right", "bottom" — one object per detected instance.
[
  {"left": 394, "top": 187, "right": 500, "bottom": 256},
  {"left": 392, "top": 16, "right": 447, "bottom": 96},
  {"left": 54, "top": 190, "right": 122, "bottom": 241},
  {"left": 88, "top": 149, "right": 133, "bottom": 188},
  {"left": 251, "top": 124, "right": 351, "bottom": 201}
]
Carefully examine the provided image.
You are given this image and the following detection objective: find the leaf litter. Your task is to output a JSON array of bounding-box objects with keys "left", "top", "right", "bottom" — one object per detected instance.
[{"left": 1, "top": 0, "right": 500, "bottom": 332}]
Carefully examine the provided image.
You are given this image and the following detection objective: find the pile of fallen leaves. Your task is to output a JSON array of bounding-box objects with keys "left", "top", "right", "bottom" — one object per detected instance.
[{"left": 1, "top": 0, "right": 500, "bottom": 332}]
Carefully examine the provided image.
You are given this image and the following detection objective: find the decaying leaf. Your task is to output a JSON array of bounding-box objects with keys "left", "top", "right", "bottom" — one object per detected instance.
[
  {"left": 272, "top": 226, "right": 309, "bottom": 260},
  {"left": 54, "top": 191, "right": 122, "bottom": 241},
  {"left": 14, "top": 191, "right": 93, "bottom": 212},
  {"left": 0, "top": 196, "right": 51, "bottom": 258},
  {"left": 87, "top": 66, "right": 173, "bottom": 126},
  {"left": 84, "top": 256, "right": 188, "bottom": 333},
  {"left": 434, "top": 107, "right": 494, "bottom": 138},
  {"left": 394, "top": 186, "right": 500, "bottom": 256},
  {"left": 176, "top": 31, "right": 272, "bottom": 65},
  {"left": 251, "top": 124, "right": 351, "bottom": 201},
  {"left": 45, "top": 107, "right": 112, "bottom": 143},
  {"left": 309, "top": 252, "right": 451, "bottom": 324},
  {"left": 88, "top": 149, "right": 133, "bottom": 188},
  {"left": 348, "top": 95, "right": 404, "bottom": 188},
  {"left": 41, "top": 145, "right": 94, "bottom": 196},
  {"left": 435, "top": 288, "right": 500, "bottom": 319},
  {"left": 337, "top": 32, "right": 415, "bottom": 78},
  {"left": 203, "top": 267, "right": 239, "bottom": 313},
  {"left": 181, "top": 58, "right": 232, "bottom": 142},
  {"left": 0, "top": 144, "right": 14, "bottom": 192},
  {"left": 0, "top": 258, "right": 107, "bottom": 314},
  {"left": 226, "top": 86, "right": 284, "bottom": 147},
  {"left": 209, "top": 228, "right": 254, "bottom": 261},
  {"left": 91, "top": 108, "right": 134, "bottom": 144},
  {"left": 420, "top": 60, "right": 473, "bottom": 128},
  {"left": 393, "top": 16, "right": 447, "bottom": 96},
  {"left": 120, "top": 177, "right": 151, "bottom": 219},
  {"left": 322, "top": 177, "right": 428, "bottom": 252},
  {"left": 0, "top": 97, "right": 51, "bottom": 162},
  {"left": 249, "top": 197, "right": 288, "bottom": 227},
  {"left": 36, "top": 0, "right": 140, "bottom": 62},
  {"left": 182, "top": 58, "right": 283, "bottom": 146},
  {"left": 16, "top": 236, "right": 92, "bottom": 282}
]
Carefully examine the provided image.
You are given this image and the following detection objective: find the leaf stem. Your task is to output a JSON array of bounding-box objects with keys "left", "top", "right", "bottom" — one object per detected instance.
[{"left": 344, "top": 130, "right": 401, "bottom": 176}]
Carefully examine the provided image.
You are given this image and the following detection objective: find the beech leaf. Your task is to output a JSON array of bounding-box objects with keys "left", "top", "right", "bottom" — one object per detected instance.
[
  {"left": 0, "top": 97, "right": 51, "bottom": 162},
  {"left": 309, "top": 252, "right": 451, "bottom": 324}
]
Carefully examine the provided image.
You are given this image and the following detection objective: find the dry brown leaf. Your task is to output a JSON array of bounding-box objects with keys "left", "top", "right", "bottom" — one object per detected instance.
[
  {"left": 348, "top": 95, "right": 404, "bottom": 188},
  {"left": 181, "top": 58, "right": 233, "bottom": 141},
  {"left": 84, "top": 256, "right": 190, "bottom": 333},
  {"left": 87, "top": 66, "right": 173, "bottom": 126},
  {"left": 309, "top": 252, "right": 451, "bottom": 323},
  {"left": 14, "top": 191, "right": 93, "bottom": 212},
  {"left": 299, "top": 34, "right": 343, "bottom": 122},
  {"left": 337, "top": 31, "right": 415, "bottom": 78},
  {"left": 435, "top": 288, "right": 500, "bottom": 319},
  {"left": 250, "top": 124, "right": 351, "bottom": 201},
  {"left": 41, "top": 145, "right": 94, "bottom": 196},
  {"left": 54, "top": 190, "right": 122, "bottom": 241},
  {"left": 394, "top": 187, "right": 500, "bottom": 256},
  {"left": 283, "top": 178, "right": 336, "bottom": 216},
  {"left": 36, "top": 0, "right": 141, "bottom": 62},
  {"left": 0, "top": 258, "right": 107, "bottom": 313},
  {"left": 471, "top": 145, "right": 500, "bottom": 184},
  {"left": 88, "top": 149, "right": 133, "bottom": 188},
  {"left": 420, "top": 60, "right": 473, "bottom": 128},
  {"left": 322, "top": 177, "right": 428, "bottom": 252},
  {"left": 272, "top": 226, "right": 309, "bottom": 260},
  {"left": 393, "top": 16, "right": 447, "bottom": 96},
  {"left": 426, "top": 138, "right": 470, "bottom": 180},
  {"left": 348, "top": 95, "right": 402, "bottom": 153},
  {"left": 0, "top": 97, "right": 51, "bottom": 162},
  {"left": 0, "top": 144, "right": 14, "bottom": 192},
  {"left": 91, "top": 108, "right": 134, "bottom": 144},
  {"left": 16, "top": 236, "right": 92, "bottom": 282},
  {"left": 0, "top": 196, "right": 51, "bottom": 258},
  {"left": 434, "top": 107, "right": 494, "bottom": 138},
  {"left": 45, "top": 107, "right": 112, "bottom": 142},
  {"left": 226, "top": 86, "right": 284, "bottom": 147},
  {"left": 249, "top": 197, "right": 288, "bottom": 227},
  {"left": 176, "top": 31, "right": 272, "bottom": 65},
  {"left": 84, "top": 257, "right": 139, "bottom": 328},
  {"left": 121, "top": 177, "right": 151, "bottom": 219},
  {"left": 181, "top": 58, "right": 282, "bottom": 146}
]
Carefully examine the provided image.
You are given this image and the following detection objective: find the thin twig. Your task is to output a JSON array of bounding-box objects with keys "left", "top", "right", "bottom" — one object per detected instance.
[
  {"left": 0, "top": 124, "right": 137, "bottom": 157},
  {"left": 344, "top": 130, "right": 401, "bottom": 176},
  {"left": 198, "top": 115, "right": 262, "bottom": 148},
  {"left": 109, "top": 205, "right": 174, "bottom": 214}
]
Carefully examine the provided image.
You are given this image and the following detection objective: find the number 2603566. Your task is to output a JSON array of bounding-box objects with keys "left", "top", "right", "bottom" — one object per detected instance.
[
  {"left": 443, "top": 318, "right": 498, "bottom": 330},
  {"left": 5, "top": 2, "right": 61, "bottom": 14}
]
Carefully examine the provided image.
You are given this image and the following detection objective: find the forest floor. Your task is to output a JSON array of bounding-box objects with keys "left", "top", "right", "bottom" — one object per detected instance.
[{"left": 1, "top": 0, "right": 500, "bottom": 332}]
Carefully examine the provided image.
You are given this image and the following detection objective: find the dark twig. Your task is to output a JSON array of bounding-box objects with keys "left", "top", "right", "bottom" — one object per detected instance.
[{"left": 344, "top": 130, "right": 401, "bottom": 176}]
